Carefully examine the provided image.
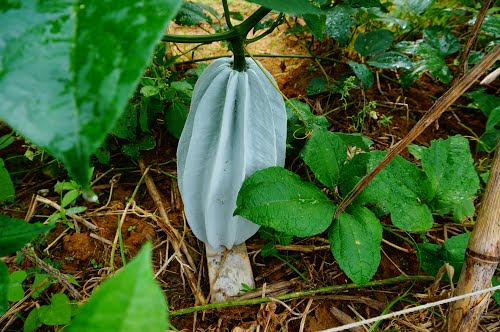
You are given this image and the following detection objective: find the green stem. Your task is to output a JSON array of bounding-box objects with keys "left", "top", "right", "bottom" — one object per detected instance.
[
  {"left": 162, "top": 7, "right": 271, "bottom": 44},
  {"left": 230, "top": 37, "right": 247, "bottom": 71},
  {"left": 222, "top": 0, "right": 233, "bottom": 29},
  {"left": 169, "top": 275, "right": 435, "bottom": 316}
]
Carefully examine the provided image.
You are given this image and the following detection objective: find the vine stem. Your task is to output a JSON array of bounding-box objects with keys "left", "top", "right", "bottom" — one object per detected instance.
[{"left": 169, "top": 275, "right": 435, "bottom": 316}]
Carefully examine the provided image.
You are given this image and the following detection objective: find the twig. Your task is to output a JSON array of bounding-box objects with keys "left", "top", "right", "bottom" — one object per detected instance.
[
  {"left": 22, "top": 249, "right": 83, "bottom": 300},
  {"left": 137, "top": 160, "right": 207, "bottom": 305},
  {"left": 169, "top": 275, "right": 435, "bottom": 316},
  {"left": 34, "top": 195, "right": 97, "bottom": 231},
  {"left": 334, "top": 44, "right": 500, "bottom": 219}
]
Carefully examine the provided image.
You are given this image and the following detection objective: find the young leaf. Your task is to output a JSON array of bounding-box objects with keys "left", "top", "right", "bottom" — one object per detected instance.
[
  {"left": 329, "top": 206, "right": 382, "bottom": 285},
  {"left": 38, "top": 293, "right": 71, "bottom": 326},
  {"left": 367, "top": 52, "right": 413, "bottom": 70},
  {"left": 7, "top": 270, "right": 27, "bottom": 302},
  {"left": 348, "top": 61, "right": 374, "bottom": 89},
  {"left": 325, "top": 5, "right": 355, "bottom": 46},
  {"left": 24, "top": 308, "right": 42, "bottom": 332},
  {"left": 420, "top": 136, "right": 479, "bottom": 221},
  {"left": 354, "top": 30, "right": 393, "bottom": 57},
  {"left": 286, "top": 98, "right": 329, "bottom": 143},
  {"left": 66, "top": 243, "right": 167, "bottom": 332},
  {"left": 339, "top": 152, "right": 433, "bottom": 232},
  {"left": 300, "top": 128, "right": 347, "bottom": 188},
  {"left": 31, "top": 273, "right": 53, "bottom": 299},
  {"left": 246, "top": 0, "right": 322, "bottom": 15},
  {"left": 0, "top": 159, "right": 15, "bottom": 203},
  {"left": 235, "top": 167, "right": 336, "bottom": 237},
  {"left": 0, "top": 215, "right": 54, "bottom": 256},
  {"left": 0, "top": 0, "right": 182, "bottom": 189}
]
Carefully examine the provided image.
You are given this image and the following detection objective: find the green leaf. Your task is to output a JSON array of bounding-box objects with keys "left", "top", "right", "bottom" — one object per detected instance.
[
  {"left": 335, "top": 133, "right": 373, "bottom": 152},
  {"left": 303, "top": 14, "right": 326, "bottom": 41},
  {"left": 7, "top": 270, "right": 27, "bottom": 302},
  {"left": 66, "top": 243, "right": 167, "bottom": 332},
  {"left": 235, "top": 167, "right": 336, "bottom": 237},
  {"left": 367, "top": 52, "right": 413, "bottom": 70},
  {"left": 423, "top": 26, "right": 460, "bottom": 57},
  {"left": 306, "top": 77, "right": 327, "bottom": 96},
  {"left": 339, "top": 152, "right": 433, "bottom": 232},
  {"left": 0, "top": 159, "right": 15, "bottom": 203},
  {"left": 347, "top": 61, "right": 374, "bottom": 89},
  {"left": 416, "top": 233, "right": 470, "bottom": 281},
  {"left": 31, "top": 273, "right": 53, "bottom": 299},
  {"left": 300, "top": 128, "right": 347, "bottom": 188},
  {"left": 481, "top": 15, "right": 500, "bottom": 36},
  {"left": 354, "top": 29, "right": 393, "bottom": 57},
  {"left": 467, "top": 89, "right": 500, "bottom": 118},
  {"left": 38, "top": 293, "right": 71, "bottom": 326},
  {"left": 0, "top": 0, "right": 182, "bottom": 189},
  {"left": 416, "top": 243, "right": 442, "bottom": 276},
  {"left": 329, "top": 206, "right": 382, "bottom": 285},
  {"left": 286, "top": 98, "right": 330, "bottom": 143},
  {"left": 493, "top": 277, "right": 500, "bottom": 305},
  {"left": 174, "top": 1, "right": 212, "bottom": 26},
  {"left": 245, "top": 0, "right": 322, "bottom": 15},
  {"left": 325, "top": 5, "right": 355, "bottom": 46},
  {"left": 0, "top": 216, "right": 54, "bottom": 256},
  {"left": 420, "top": 136, "right": 479, "bottom": 221},
  {"left": 344, "top": 0, "right": 385, "bottom": 9},
  {"left": 442, "top": 233, "right": 470, "bottom": 277},
  {"left": 165, "top": 103, "right": 189, "bottom": 139},
  {"left": 140, "top": 86, "right": 159, "bottom": 98},
  {"left": 122, "top": 136, "right": 156, "bottom": 160},
  {"left": 0, "top": 135, "right": 14, "bottom": 151},
  {"left": 61, "top": 189, "right": 81, "bottom": 208},
  {"left": 0, "top": 262, "right": 8, "bottom": 315},
  {"left": 24, "top": 308, "right": 42, "bottom": 332}
]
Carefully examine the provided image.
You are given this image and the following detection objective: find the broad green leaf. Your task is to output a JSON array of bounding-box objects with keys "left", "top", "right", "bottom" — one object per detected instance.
[
  {"left": 465, "top": 89, "right": 500, "bottom": 117},
  {"left": 339, "top": 152, "right": 433, "bottom": 232},
  {"left": 344, "top": 0, "right": 385, "bottom": 9},
  {"left": 0, "top": 0, "right": 182, "bottom": 190},
  {"left": 0, "top": 215, "right": 54, "bottom": 256},
  {"left": 354, "top": 30, "right": 393, "bottom": 57},
  {"left": 0, "top": 262, "right": 8, "bottom": 315},
  {"left": 367, "top": 52, "right": 413, "bottom": 70},
  {"left": 325, "top": 5, "right": 355, "bottom": 46},
  {"left": 235, "top": 167, "right": 336, "bottom": 237},
  {"left": 420, "top": 136, "right": 479, "bottom": 221},
  {"left": 174, "top": 1, "right": 212, "bottom": 26},
  {"left": 485, "top": 106, "right": 500, "bottom": 133},
  {"left": 286, "top": 98, "right": 330, "bottom": 143},
  {"left": 481, "top": 15, "right": 500, "bottom": 37},
  {"left": 300, "top": 128, "right": 347, "bottom": 188},
  {"left": 442, "top": 233, "right": 470, "bottom": 277},
  {"left": 165, "top": 103, "right": 189, "bottom": 139},
  {"left": 245, "top": 0, "right": 322, "bottom": 15},
  {"left": 335, "top": 133, "right": 373, "bottom": 152},
  {"left": 66, "top": 243, "right": 167, "bottom": 332},
  {"left": 0, "top": 159, "right": 15, "bottom": 203},
  {"left": 329, "top": 206, "right": 382, "bottom": 284},
  {"left": 24, "top": 308, "right": 42, "bottom": 332},
  {"left": 306, "top": 77, "right": 327, "bottom": 96},
  {"left": 122, "top": 135, "right": 156, "bottom": 160},
  {"left": 303, "top": 14, "right": 326, "bottom": 41},
  {"left": 407, "top": 144, "right": 425, "bottom": 160},
  {"left": 38, "top": 293, "right": 71, "bottom": 326},
  {"left": 7, "top": 270, "right": 27, "bottom": 302},
  {"left": 423, "top": 26, "right": 460, "bottom": 57},
  {"left": 348, "top": 61, "right": 374, "bottom": 89},
  {"left": 31, "top": 273, "right": 52, "bottom": 299},
  {"left": 404, "top": 0, "right": 433, "bottom": 15},
  {"left": 416, "top": 233, "right": 470, "bottom": 282},
  {"left": 140, "top": 85, "right": 159, "bottom": 97},
  {"left": 416, "top": 243, "right": 442, "bottom": 276}
]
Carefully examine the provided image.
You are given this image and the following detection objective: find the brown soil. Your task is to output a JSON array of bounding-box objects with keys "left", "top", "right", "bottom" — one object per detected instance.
[{"left": 1, "top": 5, "right": 499, "bottom": 332}]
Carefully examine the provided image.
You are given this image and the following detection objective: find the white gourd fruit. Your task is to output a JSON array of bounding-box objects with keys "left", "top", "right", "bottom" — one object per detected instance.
[{"left": 177, "top": 57, "right": 286, "bottom": 250}]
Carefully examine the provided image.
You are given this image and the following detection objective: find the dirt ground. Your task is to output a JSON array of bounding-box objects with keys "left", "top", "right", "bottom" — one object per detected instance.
[{"left": 1, "top": 4, "right": 499, "bottom": 332}]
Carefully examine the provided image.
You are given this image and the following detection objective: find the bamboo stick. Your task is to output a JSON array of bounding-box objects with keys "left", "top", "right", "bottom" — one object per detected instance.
[{"left": 447, "top": 137, "right": 500, "bottom": 331}]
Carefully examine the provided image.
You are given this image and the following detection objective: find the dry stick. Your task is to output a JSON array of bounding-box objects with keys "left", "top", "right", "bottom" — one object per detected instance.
[
  {"left": 334, "top": 44, "right": 500, "bottom": 220},
  {"left": 22, "top": 249, "right": 83, "bottom": 300},
  {"left": 447, "top": 137, "right": 500, "bottom": 332},
  {"left": 137, "top": 160, "right": 207, "bottom": 305},
  {"left": 452, "top": 0, "right": 493, "bottom": 84}
]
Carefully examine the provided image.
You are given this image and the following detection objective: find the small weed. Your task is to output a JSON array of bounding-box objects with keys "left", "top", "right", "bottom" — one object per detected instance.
[{"left": 379, "top": 114, "right": 393, "bottom": 127}]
